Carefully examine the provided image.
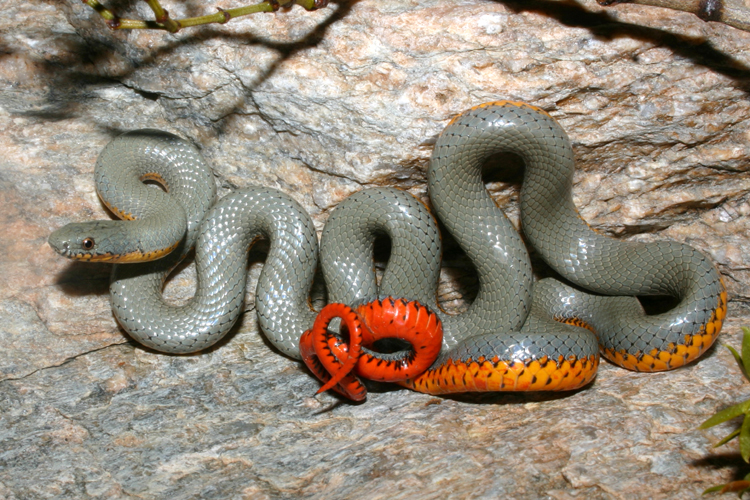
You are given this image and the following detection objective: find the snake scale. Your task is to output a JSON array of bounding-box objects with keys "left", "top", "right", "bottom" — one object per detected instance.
[{"left": 48, "top": 102, "right": 727, "bottom": 394}]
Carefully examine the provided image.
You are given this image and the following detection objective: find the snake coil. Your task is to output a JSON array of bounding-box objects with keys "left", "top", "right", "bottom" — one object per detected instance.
[{"left": 49, "top": 102, "right": 727, "bottom": 396}]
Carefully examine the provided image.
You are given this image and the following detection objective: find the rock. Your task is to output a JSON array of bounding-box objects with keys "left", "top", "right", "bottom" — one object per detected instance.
[{"left": 1, "top": 0, "right": 749, "bottom": 498}]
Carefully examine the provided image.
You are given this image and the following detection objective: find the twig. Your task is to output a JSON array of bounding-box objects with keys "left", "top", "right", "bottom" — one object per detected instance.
[
  {"left": 598, "top": 0, "right": 750, "bottom": 32},
  {"left": 143, "top": 0, "right": 181, "bottom": 33},
  {"left": 82, "top": 0, "right": 329, "bottom": 32}
]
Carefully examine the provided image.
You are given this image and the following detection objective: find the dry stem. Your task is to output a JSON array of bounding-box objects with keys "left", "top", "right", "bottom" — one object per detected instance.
[{"left": 82, "top": 0, "right": 328, "bottom": 32}]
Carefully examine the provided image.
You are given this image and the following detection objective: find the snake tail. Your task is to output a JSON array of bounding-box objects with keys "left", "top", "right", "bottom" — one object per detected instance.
[
  {"left": 301, "top": 298, "right": 444, "bottom": 401},
  {"left": 300, "top": 303, "right": 366, "bottom": 398}
]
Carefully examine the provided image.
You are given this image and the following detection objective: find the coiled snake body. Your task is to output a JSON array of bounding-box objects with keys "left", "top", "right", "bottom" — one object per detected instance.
[
  {"left": 407, "top": 102, "right": 726, "bottom": 393},
  {"left": 49, "top": 102, "right": 727, "bottom": 395},
  {"left": 49, "top": 130, "right": 317, "bottom": 358}
]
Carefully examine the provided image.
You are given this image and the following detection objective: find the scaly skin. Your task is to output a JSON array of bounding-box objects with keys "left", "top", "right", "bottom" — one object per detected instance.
[
  {"left": 404, "top": 101, "right": 725, "bottom": 394},
  {"left": 49, "top": 103, "right": 726, "bottom": 395},
  {"left": 319, "top": 101, "right": 725, "bottom": 396},
  {"left": 48, "top": 130, "right": 318, "bottom": 356},
  {"left": 300, "top": 298, "right": 443, "bottom": 400}
]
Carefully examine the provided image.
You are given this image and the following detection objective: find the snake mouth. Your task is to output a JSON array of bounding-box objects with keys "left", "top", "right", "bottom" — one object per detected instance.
[
  {"left": 71, "top": 252, "right": 117, "bottom": 262},
  {"left": 48, "top": 237, "right": 71, "bottom": 258},
  {"left": 58, "top": 241, "right": 71, "bottom": 256}
]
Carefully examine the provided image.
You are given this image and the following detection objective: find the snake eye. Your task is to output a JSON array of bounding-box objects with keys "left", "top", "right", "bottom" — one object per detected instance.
[{"left": 82, "top": 237, "right": 95, "bottom": 250}]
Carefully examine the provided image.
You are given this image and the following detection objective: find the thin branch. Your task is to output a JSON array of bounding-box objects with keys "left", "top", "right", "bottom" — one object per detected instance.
[
  {"left": 82, "top": 0, "right": 329, "bottom": 32},
  {"left": 144, "top": 0, "right": 181, "bottom": 33},
  {"left": 598, "top": 0, "right": 750, "bottom": 32}
]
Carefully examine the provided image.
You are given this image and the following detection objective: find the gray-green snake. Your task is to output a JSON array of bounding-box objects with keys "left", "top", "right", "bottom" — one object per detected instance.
[{"left": 49, "top": 102, "right": 726, "bottom": 393}]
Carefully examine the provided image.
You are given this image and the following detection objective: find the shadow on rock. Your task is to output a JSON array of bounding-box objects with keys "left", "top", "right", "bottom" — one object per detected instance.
[
  {"left": 53, "top": 261, "right": 111, "bottom": 296},
  {"left": 494, "top": 0, "right": 750, "bottom": 93},
  {"left": 15, "top": 0, "right": 360, "bottom": 125},
  {"left": 692, "top": 450, "right": 750, "bottom": 483}
]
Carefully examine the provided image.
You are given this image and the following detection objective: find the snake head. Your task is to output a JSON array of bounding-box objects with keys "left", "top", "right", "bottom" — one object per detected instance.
[
  {"left": 49, "top": 219, "right": 183, "bottom": 263},
  {"left": 49, "top": 220, "right": 128, "bottom": 262}
]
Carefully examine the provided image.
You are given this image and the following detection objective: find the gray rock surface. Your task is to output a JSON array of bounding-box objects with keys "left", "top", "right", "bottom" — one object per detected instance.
[{"left": 1, "top": 0, "right": 750, "bottom": 498}]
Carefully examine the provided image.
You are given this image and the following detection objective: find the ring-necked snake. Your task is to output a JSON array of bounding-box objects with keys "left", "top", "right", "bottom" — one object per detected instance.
[{"left": 48, "top": 102, "right": 727, "bottom": 396}]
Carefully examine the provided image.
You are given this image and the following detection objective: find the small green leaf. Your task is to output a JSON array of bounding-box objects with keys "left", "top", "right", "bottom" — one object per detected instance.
[
  {"left": 743, "top": 327, "right": 750, "bottom": 381},
  {"left": 726, "top": 344, "right": 750, "bottom": 381},
  {"left": 741, "top": 415, "right": 750, "bottom": 463},
  {"left": 701, "top": 401, "right": 750, "bottom": 429},
  {"left": 715, "top": 428, "right": 742, "bottom": 448},
  {"left": 704, "top": 481, "right": 750, "bottom": 496},
  {"left": 703, "top": 484, "right": 726, "bottom": 495}
]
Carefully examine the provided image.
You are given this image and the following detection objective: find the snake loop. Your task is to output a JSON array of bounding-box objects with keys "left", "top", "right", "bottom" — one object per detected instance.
[
  {"left": 299, "top": 303, "right": 366, "bottom": 399},
  {"left": 49, "top": 130, "right": 318, "bottom": 356}
]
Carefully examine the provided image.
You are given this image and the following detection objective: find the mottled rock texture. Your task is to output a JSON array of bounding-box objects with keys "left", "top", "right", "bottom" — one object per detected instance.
[{"left": 1, "top": 0, "right": 750, "bottom": 498}]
